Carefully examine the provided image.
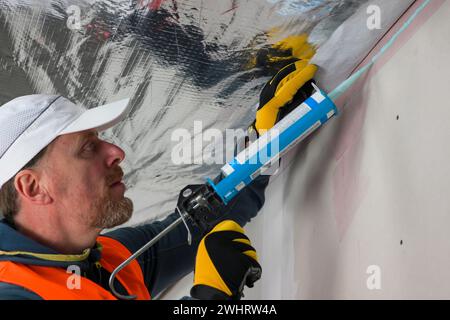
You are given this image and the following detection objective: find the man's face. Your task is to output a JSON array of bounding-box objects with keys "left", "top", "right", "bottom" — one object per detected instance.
[{"left": 39, "top": 129, "right": 133, "bottom": 230}]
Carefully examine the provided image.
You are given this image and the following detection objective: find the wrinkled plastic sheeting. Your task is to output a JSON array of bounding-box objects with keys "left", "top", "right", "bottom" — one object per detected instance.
[{"left": 0, "top": 0, "right": 366, "bottom": 225}]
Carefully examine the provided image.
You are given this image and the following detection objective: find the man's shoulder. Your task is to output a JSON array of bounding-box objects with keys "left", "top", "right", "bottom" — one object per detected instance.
[{"left": 0, "top": 282, "right": 42, "bottom": 300}]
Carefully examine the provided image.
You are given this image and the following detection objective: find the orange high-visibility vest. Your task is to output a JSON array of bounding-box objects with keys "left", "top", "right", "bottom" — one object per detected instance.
[{"left": 0, "top": 236, "right": 151, "bottom": 300}]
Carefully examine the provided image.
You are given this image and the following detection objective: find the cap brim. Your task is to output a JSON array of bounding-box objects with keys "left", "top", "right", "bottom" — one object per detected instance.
[{"left": 60, "top": 98, "right": 131, "bottom": 135}]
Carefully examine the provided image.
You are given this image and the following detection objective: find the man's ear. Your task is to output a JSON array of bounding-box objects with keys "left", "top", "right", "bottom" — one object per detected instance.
[{"left": 14, "top": 169, "right": 52, "bottom": 205}]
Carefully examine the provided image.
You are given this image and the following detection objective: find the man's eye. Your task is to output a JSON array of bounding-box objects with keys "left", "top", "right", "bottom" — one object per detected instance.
[{"left": 83, "top": 142, "right": 96, "bottom": 152}]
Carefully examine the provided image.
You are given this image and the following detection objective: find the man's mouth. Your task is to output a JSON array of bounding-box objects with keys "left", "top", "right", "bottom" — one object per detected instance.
[
  {"left": 110, "top": 181, "right": 124, "bottom": 187},
  {"left": 109, "top": 171, "right": 125, "bottom": 190},
  {"left": 110, "top": 179, "right": 126, "bottom": 196}
]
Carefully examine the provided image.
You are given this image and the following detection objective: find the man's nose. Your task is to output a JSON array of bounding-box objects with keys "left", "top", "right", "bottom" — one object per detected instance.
[{"left": 105, "top": 142, "right": 125, "bottom": 167}]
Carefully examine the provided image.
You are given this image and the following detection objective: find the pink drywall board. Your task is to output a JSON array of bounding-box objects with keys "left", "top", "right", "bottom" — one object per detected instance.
[{"left": 331, "top": 0, "right": 445, "bottom": 240}]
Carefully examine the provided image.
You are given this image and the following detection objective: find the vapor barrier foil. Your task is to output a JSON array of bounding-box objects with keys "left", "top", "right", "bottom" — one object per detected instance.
[{"left": 0, "top": 0, "right": 366, "bottom": 225}]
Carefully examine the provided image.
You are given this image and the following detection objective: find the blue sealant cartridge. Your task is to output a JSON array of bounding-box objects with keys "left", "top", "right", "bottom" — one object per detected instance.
[{"left": 207, "top": 85, "right": 338, "bottom": 204}]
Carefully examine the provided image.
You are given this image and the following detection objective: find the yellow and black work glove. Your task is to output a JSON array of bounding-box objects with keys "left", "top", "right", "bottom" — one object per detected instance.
[
  {"left": 252, "top": 60, "right": 318, "bottom": 136},
  {"left": 191, "top": 220, "right": 261, "bottom": 300}
]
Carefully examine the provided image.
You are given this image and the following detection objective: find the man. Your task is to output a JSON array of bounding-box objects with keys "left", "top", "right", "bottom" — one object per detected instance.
[{"left": 0, "top": 60, "right": 316, "bottom": 300}]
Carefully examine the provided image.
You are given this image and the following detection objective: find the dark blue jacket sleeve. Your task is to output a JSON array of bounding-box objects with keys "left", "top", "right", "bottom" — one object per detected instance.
[
  {"left": 105, "top": 175, "right": 270, "bottom": 297},
  {"left": 0, "top": 282, "right": 42, "bottom": 300}
]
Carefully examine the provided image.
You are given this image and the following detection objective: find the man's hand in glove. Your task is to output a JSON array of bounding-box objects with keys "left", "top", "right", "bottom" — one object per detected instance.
[
  {"left": 190, "top": 220, "right": 261, "bottom": 300},
  {"left": 251, "top": 60, "right": 318, "bottom": 136}
]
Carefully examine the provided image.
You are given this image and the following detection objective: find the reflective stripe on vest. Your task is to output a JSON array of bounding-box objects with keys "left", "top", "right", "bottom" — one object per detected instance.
[{"left": 0, "top": 236, "right": 151, "bottom": 300}]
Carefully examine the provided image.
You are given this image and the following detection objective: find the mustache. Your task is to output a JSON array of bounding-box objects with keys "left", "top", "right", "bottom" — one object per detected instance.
[{"left": 106, "top": 167, "right": 124, "bottom": 186}]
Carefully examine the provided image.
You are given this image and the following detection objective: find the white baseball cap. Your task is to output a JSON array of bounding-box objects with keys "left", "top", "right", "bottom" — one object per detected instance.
[{"left": 0, "top": 95, "right": 131, "bottom": 189}]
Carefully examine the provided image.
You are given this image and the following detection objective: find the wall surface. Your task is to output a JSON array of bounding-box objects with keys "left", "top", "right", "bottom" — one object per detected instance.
[{"left": 244, "top": 0, "right": 450, "bottom": 299}]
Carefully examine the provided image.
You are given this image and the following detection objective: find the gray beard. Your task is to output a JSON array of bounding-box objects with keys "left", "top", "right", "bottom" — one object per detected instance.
[{"left": 91, "top": 196, "right": 133, "bottom": 229}]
